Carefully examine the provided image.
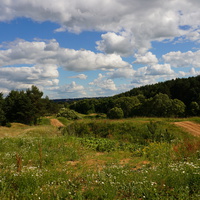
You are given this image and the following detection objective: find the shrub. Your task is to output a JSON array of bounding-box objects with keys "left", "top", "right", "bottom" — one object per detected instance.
[
  {"left": 61, "top": 121, "right": 91, "bottom": 137},
  {"left": 143, "top": 142, "right": 172, "bottom": 163},
  {"left": 145, "top": 121, "right": 175, "bottom": 143},
  {"left": 107, "top": 107, "right": 124, "bottom": 119},
  {"left": 57, "top": 108, "right": 81, "bottom": 120},
  {"left": 79, "top": 137, "right": 116, "bottom": 152}
]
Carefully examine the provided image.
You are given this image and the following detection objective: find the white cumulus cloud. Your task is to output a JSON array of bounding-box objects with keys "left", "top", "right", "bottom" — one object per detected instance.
[
  {"left": 146, "top": 64, "right": 174, "bottom": 76},
  {"left": 0, "top": 64, "right": 59, "bottom": 91},
  {"left": 60, "top": 81, "right": 85, "bottom": 93},
  {"left": 68, "top": 74, "right": 87, "bottom": 80},
  {"left": 134, "top": 52, "right": 158, "bottom": 65},
  {"left": 0, "top": 0, "right": 199, "bottom": 52},
  {"left": 163, "top": 50, "right": 200, "bottom": 68},
  {"left": 107, "top": 68, "right": 136, "bottom": 79},
  {"left": 89, "top": 73, "right": 117, "bottom": 91},
  {"left": 0, "top": 39, "right": 131, "bottom": 71},
  {"left": 48, "top": 81, "right": 87, "bottom": 99},
  {"left": 96, "top": 32, "right": 135, "bottom": 56}
]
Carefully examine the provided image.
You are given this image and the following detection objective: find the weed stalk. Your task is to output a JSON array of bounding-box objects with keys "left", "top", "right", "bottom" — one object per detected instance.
[{"left": 16, "top": 153, "right": 22, "bottom": 172}]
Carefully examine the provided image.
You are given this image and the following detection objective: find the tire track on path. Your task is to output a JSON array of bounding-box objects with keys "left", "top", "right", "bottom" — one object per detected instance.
[{"left": 174, "top": 121, "right": 200, "bottom": 137}]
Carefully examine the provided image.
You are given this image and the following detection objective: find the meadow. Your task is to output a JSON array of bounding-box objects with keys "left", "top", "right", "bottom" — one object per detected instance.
[{"left": 0, "top": 117, "right": 200, "bottom": 199}]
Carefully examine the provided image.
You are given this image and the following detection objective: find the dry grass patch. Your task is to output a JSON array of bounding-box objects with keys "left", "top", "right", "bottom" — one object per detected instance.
[
  {"left": 0, "top": 123, "right": 29, "bottom": 138},
  {"left": 0, "top": 123, "right": 61, "bottom": 138}
]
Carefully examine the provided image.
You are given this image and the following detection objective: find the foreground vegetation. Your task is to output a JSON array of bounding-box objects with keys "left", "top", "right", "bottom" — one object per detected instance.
[{"left": 0, "top": 118, "right": 200, "bottom": 199}]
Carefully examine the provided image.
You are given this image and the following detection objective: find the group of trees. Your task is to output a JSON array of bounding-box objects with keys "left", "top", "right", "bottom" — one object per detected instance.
[
  {"left": 69, "top": 93, "right": 187, "bottom": 119},
  {"left": 118, "top": 76, "right": 200, "bottom": 107},
  {"left": 0, "top": 86, "right": 60, "bottom": 126}
]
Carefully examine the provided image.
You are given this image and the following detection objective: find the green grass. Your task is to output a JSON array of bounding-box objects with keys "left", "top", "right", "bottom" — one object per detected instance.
[
  {"left": 37, "top": 117, "right": 51, "bottom": 125},
  {"left": 0, "top": 118, "right": 200, "bottom": 199},
  {"left": 188, "top": 117, "right": 200, "bottom": 124},
  {"left": 57, "top": 116, "right": 70, "bottom": 126}
]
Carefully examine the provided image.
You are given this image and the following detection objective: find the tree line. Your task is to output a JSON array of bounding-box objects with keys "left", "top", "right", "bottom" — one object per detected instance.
[
  {"left": 69, "top": 93, "right": 187, "bottom": 119},
  {"left": 69, "top": 76, "right": 200, "bottom": 118},
  {"left": 118, "top": 75, "right": 200, "bottom": 108},
  {"left": 0, "top": 86, "right": 60, "bottom": 126},
  {"left": 1, "top": 76, "right": 200, "bottom": 125}
]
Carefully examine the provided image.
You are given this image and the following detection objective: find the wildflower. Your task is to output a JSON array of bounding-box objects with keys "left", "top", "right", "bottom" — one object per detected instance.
[{"left": 151, "top": 182, "right": 157, "bottom": 186}]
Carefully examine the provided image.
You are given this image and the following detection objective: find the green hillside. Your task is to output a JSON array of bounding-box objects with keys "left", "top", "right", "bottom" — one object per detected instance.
[
  {"left": 116, "top": 75, "right": 200, "bottom": 107},
  {"left": 69, "top": 76, "right": 200, "bottom": 118}
]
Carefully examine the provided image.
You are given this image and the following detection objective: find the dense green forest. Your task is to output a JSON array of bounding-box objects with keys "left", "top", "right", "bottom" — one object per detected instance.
[
  {"left": 117, "top": 75, "right": 200, "bottom": 106},
  {"left": 69, "top": 76, "right": 200, "bottom": 118}
]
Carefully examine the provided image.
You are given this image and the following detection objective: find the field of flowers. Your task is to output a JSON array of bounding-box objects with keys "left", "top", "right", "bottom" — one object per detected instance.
[{"left": 0, "top": 119, "right": 200, "bottom": 199}]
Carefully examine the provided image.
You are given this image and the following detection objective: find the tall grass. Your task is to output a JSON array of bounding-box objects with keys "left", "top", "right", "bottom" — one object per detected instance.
[{"left": 62, "top": 119, "right": 185, "bottom": 144}]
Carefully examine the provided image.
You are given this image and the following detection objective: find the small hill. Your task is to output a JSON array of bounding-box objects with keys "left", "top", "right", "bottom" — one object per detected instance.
[{"left": 116, "top": 75, "right": 200, "bottom": 107}]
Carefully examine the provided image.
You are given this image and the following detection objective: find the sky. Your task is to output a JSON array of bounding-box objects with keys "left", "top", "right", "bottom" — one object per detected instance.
[{"left": 0, "top": 0, "right": 200, "bottom": 99}]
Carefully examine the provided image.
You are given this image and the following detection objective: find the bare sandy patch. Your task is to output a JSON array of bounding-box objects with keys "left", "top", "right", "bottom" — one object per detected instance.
[
  {"left": 50, "top": 119, "right": 65, "bottom": 127},
  {"left": 174, "top": 121, "right": 200, "bottom": 137}
]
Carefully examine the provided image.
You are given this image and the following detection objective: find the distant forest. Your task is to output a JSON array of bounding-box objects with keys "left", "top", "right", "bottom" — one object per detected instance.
[
  {"left": 1, "top": 76, "right": 200, "bottom": 126},
  {"left": 69, "top": 75, "right": 200, "bottom": 118},
  {"left": 117, "top": 75, "right": 200, "bottom": 106}
]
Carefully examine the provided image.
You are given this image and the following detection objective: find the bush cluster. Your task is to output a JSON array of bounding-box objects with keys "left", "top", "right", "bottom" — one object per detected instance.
[
  {"left": 61, "top": 120, "right": 177, "bottom": 145},
  {"left": 56, "top": 108, "right": 81, "bottom": 120}
]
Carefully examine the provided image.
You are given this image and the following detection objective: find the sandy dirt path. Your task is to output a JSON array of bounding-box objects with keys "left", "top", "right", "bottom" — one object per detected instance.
[
  {"left": 50, "top": 119, "right": 65, "bottom": 127},
  {"left": 174, "top": 121, "right": 200, "bottom": 137}
]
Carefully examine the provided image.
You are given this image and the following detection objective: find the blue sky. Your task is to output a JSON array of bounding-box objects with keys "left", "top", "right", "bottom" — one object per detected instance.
[{"left": 0, "top": 0, "right": 200, "bottom": 99}]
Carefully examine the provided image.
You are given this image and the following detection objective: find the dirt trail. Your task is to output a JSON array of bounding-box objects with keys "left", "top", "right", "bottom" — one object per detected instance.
[
  {"left": 50, "top": 119, "right": 65, "bottom": 127},
  {"left": 174, "top": 121, "right": 200, "bottom": 137}
]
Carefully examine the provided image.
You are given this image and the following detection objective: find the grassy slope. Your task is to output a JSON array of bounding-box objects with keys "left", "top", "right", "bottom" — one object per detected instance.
[{"left": 0, "top": 118, "right": 200, "bottom": 199}]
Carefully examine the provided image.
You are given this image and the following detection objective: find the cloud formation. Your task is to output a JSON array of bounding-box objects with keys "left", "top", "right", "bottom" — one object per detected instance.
[
  {"left": 0, "top": 0, "right": 200, "bottom": 97},
  {"left": 60, "top": 81, "right": 86, "bottom": 94},
  {"left": 163, "top": 50, "right": 200, "bottom": 68},
  {"left": 0, "top": 38, "right": 132, "bottom": 95},
  {"left": 47, "top": 81, "right": 87, "bottom": 99},
  {"left": 0, "top": 0, "right": 200, "bottom": 52},
  {"left": 1, "top": 38, "right": 199, "bottom": 97},
  {"left": 0, "top": 39, "right": 130, "bottom": 71},
  {"left": 89, "top": 73, "right": 117, "bottom": 92},
  {"left": 0, "top": 64, "right": 59, "bottom": 93},
  {"left": 1, "top": 40, "right": 200, "bottom": 98},
  {"left": 107, "top": 68, "right": 136, "bottom": 79},
  {"left": 134, "top": 52, "right": 158, "bottom": 65},
  {"left": 68, "top": 74, "right": 88, "bottom": 80},
  {"left": 96, "top": 32, "right": 135, "bottom": 56}
]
